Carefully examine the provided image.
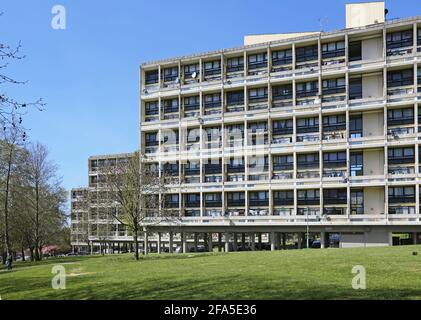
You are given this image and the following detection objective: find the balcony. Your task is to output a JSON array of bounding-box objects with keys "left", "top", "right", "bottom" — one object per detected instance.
[
  {"left": 389, "top": 206, "right": 416, "bottom": 214},
  {"left": 273, "top": 208, "right": 294, "bottom": 216},
  {"left": 185, "top": 201, "right": 200, "bottom": 208},
  {"left": 387, "top": 117, "right": 414, "bottom": 126},
  {"left": 274, "top": 198, "right": 294, "bottom": 206},
  {"left": 227, "top": 199, "right": 245, "bottom": 207},
  {"left": 204, "top": 101, "right": 222, "bottom": 115},
  {"left": 204, "top": 200, "right": 222, "bottom": 208},
  {"left": 324, "top": 207, "right": 347, "bottom": 215},
  {"left": 387, "top": 127, "right": 415, "bottom": 136},
  {"left": 297, "top": 207, "right": 320, "bottom": 216},
  {"left": 323, "top": 131, "right": 345, "bottom": 141},
  {"left": 324, "top": 197, "right": 347, "bottom": 205},
  {"left": 204, "top": 164, "right": 222, "bottom": 174},
  {"left": 248, "top": 209, "right": 269, "bottom": 216},
  {"left": 227, "top": 164, "right": 245, "bottom": 173},
  {"left": 204, "top": 175, "right": 222, "bottom": 183},
  {"left": 388, "top": 196, "right": 415, "bottom": 204},
  {"left": 273, "top": 163, "right": 293, "bottom": 171},
  {"left": 296, "top": 89, "right": 319, "bottom": 99},
  {"left": 388, "top": 167, "right": 414, "bottom": 175},
  {"left": 272, "top": 137, "right": 292, "bottom": 144},
  {"left": 323, "top": 170, "right": 346, "bottom": 178},
  {"left": 272, "top": 172, "right": 293, "bottom": 180},
  {"left": 296, "top": 134, "right": 319, "bottom": 143}
]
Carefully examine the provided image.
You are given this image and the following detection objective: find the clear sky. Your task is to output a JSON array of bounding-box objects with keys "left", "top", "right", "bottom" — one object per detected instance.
[{"left": 1, "top": 0, "right": 420, "bottom": 194}]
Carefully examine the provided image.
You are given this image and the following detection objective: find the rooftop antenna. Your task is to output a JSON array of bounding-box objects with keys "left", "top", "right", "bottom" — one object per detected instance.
[{"left": 318, "top": 17, "right": 329, "bottom": 32}]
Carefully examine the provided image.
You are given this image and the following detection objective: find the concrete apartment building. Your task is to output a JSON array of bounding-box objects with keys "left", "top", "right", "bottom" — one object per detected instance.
[{"left": 71, "top": 2, "right": 421, "bottom": 253}]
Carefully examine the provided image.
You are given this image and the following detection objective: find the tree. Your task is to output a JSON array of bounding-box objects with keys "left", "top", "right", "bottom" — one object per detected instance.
[
  {"left": 1, "top": 12, "right": 44, "bottom": 132},
  {"left": 23, "top": 142, "right": 66, "bottom": 261},
  {"left": 103, "top": 152, "right": 177, "bottom": 260}
]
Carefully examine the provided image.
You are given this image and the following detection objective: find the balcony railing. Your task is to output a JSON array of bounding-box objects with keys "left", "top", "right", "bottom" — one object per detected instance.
[
  {"left": 388, "top": 206, "right": 415, "bottom": 214},
  {"left": 227, "top": 200, "right": 245, "bottom": 207},
  {"left": 387, "top": 127, "right": 415, "bottom": 136},
  {"left": 388, "top": 196, "right": 415, "bottom": 204},
  {"left": 297, "top": 207, "right": 320, "bottom": 215},
  {"left": 273, "top": 208, "right": 294, "bottom": 216},
  {"left": 273, "top": 198, "right": 294, "bottom": 205},
  {"left": 324, "top": 207, "right": 347, "bottom": 215}
]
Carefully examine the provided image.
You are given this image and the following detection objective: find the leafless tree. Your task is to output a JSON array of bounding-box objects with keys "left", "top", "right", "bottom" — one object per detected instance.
[
  {"left": 103, "top": 151, "right": 178, "bottom": 260},
  {"left": 1, "top": 12, "right": 45, "bottom": 133}
]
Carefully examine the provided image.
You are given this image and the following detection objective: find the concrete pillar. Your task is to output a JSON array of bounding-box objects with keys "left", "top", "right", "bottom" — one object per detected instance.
[
  {"left": 242, "top": 233, "right": 246, "bottom": 249},
  {"left": 320, "top": 232, "right": 326, "bottom": 249},
  {"left": 413, "top": 232, "right": 418, "bottom": 245},
  {"left": 258, "top": 233, "right": 262, "bottom": 250},
  {"left": 270, "top": 232, "right": 276, "bottom": 251},
  {"left": 90, "top": 241, "right": 93, "bottom": 255},
  {"left": 194, "top": 233, "right": 199, "bottom": 252},
  {"left": 297, "top": 233, "right": 302, "bottom": 249},
  {"left": 233, "top": 233, "right": 238, "bottom": 251},
  {"left": 182, "top": 232, "right": 187, "bottom": 253},
  {"left": 157, "top": 232, "right": 162, "bottom": 254},
  {"left": 144, "top": 232, "right": 148, "bottom": 255},
  {"left": 282, "top": 233, "right": 287, "bottom": 250},
  {"left": 169, "top": 232, "right": 174, "bottom": 253},
  {"left": 225, "top": 232, "right": 230, "bottom": 252},
  {"left": 218, "top": 233, "right": 222, "bottom": 252},
  {"left": 208, "top": 233, "right": 213, "bottom": 252},
  {"left": 250, "top": 233, "right": 255, "bottom": 251}
]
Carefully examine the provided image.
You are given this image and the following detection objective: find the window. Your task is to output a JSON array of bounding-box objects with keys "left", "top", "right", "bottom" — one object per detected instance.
[
  {"left": 296, "top": 81, "right": 319, "bottom": 97},
  {"left": 227, "top": 192, "right": 245, "bottom": 206},
  {"left": 183, "top": 96, "right": 200, "bottom": 110},
  {"left": 297, "top": 153, "right": 319, "bottom": 168},
  {"left": 296, "top": 45, "right": 318, "bottom": 62},
  {"left": 145, "top": 101, "right": 158, "bottom": 115},
  {"left": 184, "top": 161, "right": 200, "bottom": 174},
  {"left": 145, "top": 70, "right": 158, "bottom": 84},
  {"left": 388, "top": 186, "right": 415, "bottom": 203},
  {"left": 248, "top": 87, "right": 268, "bottom": 102},
  {"left": 204, "top": 159, "right": 222, "bottom": 174},
  {"left": 165, "top": 194, "right": 179, "bottom": 208},
  {"left": 248, "top": 156, "right": 269, "bottom": 170},
  {"left": 227, "top": 90, "right": 244, "bottom": 106},
  {"left": 350, "top": 190, "right": 364, "bottom": 214},
  {"left": 273, "top": 155, "right": 293, "bottom": 170},
  {"left": 323, "top": 114, "right": 346, "bottom": 132},
  {"left": 249, "top": 191, "right": 269, "bottom": 205},
  {"left": 227, "top": 157, "right": 245, "bottom": 172},
  {"left": 273, "top": 190, "right": 294, "bottom": 205},
  {"left": 272, "top": 84, "right": 293, "bottom": 100},
  {"left": 204, "top": 60, "right": 221, "bottom": 76},
  {"left": 185, "top": 194, "right": 200, "bottom": 207},
  {"left": 323, "top": 189, "right": 347, "bottom": 204},
  {"left": 322, "top": 78, "right": 346, "bottom": 95},
  {"left": 204, "top": 93, "right": 221, "bottom": 108},
  {"left": 387, "top": 69, "right": 414, "bottom": 87},
  {"left": 248, "top": 53, "right": 267, "bottom": 69},
  {"left": 387, "top": 108, "right": 414, "bottom": 125},
  {"left": 386, "top": 30, "right": 413, "bottom": 49},
  {"left": 272, "top": 49, "right": 293, "bottom": 65},
  {"left": 163, "top": 67, "right": 178, "bottom": 82},
  {"left": 145, "top": 132, "right": 158, "bottom": 146},
  {"left": 163, "top": 162, "right": 179, "bottom": 176},
  {"left": 227, "top": 56, "right": 244, "bottom": 72},
  {"left": 204, "top": 193, "right": 222, "bottom": 207},
  {"left": 297, "top": 189, "right": 320, "bottom": 202},
  {"left": 388, "top": 147, "right": 415, "bottom": 164},
  {"left": 184, "top": 64, "right": 199, "bottom": 78},
  {"left": 323, "top": 151, "right": 346, "bottom": 167},
  {"left": 349, "top": 115, "right": 363, "bottom": 138},
  {"left": 248, "top": 122, "right": 268, "bottom": 133},
  {"left": 162, "top": 98, "right": 179, "bottom": 113},
  {"left": 350, "top": 152, "right": 363, "bottom": 176},
  {"left": 322, "top": 41, "right": 345, "bottom": 58},
  {"left": 273, "top": 119, "right": 293, "bottom": 134},
  {"left": 348, "top": 41, "right": 362, "bottom": 61},
  {"left": 349, "top": 77, "right": 362, "bottom": 100},
  {"left": 297, "top": 117, "right": 319, "bottom": 133}
]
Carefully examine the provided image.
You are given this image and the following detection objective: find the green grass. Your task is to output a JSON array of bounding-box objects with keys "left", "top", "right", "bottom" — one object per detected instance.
[{"left": 2, "top": 245, "right": 421, "bottom": 300}]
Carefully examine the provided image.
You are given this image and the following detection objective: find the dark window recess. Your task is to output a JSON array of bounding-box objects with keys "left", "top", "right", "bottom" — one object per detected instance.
[
  {"left": 248, "top": 156, "right": 269, "bottom": 171},
  {"left": 184, "top": 64, "right": 199, "bottom": 78},
  {"left": 145, "top": 133, "right": 158, "bottom": 146},
  {"left": 387, "top": 108, "right": 414, "bottom": 126},
  {"left": 349, "top": 77, "right": 362, "bottom": 100},
  {"left": 163, "top": 162, "right": 179, "bottom": 176},
  {"left": 386, "top": 30, "right": 413, "bottom": 50},
  {"left": 183, "top": 96, "right": 200, "bottom": 111},
  {"left": 145, "top": 70, "right": 159, "bottom": 84},
  {"left": 388, "top": 187, "right": 415, "bottom": 203},
  {"left": 297, "top": 153, "right": 319, "bottom": 169},
  {"left": 227, "top": 192, "right": 245, "bottom": 206},
  {"left": 296, "top": 81, "right": 319, "bottom": 98},
  {"left": 145, "top": 101, "right": 158, "bottom": 115},
  {"left": 272, "top": 49, "right": 293, "bottom": 66},
  {"left": 164, "top": 194, "right": 179, "bottom": 208},
  {"left": 273, "top": 119, "right": 293, "bottom": 135},
  {"left": 204, "top": 93, "right": 221, "bottom": 108},
  {"left": 296, "top": 45, "right": 318, "bottom": 63},
  {"left": 203, "top": 60, "right": 221, "bottom": 76},
  {"left": 184, "top": 161, "right": 200, "bottom": 175},
  {"left": 273, "top": 155, "right": 293, "bottom": 171},
  {"left": 388, "top": 147, "right": 415, "bottom": 164},
  {"left": 273, "top": 190, "right": 294, "bottom": 205},
  {"left": 204, "top": 160, "right": 222, "bottom": 174},
  {"left": 204, "top": 193, "right": 222, "bottom": 207},
  {"left": 349, "top": 115, "right": 363, "bottom": 138},
  {"left": 348, "top": 41, "right": 362, "bottom": 62},
  {"left": 351, "top": 190, "right": 364, "bottom": 214},
  {"left": 163, "top": 67, "right": 178, "bottom": 82},
  {"left": 323, "top": 114, "right": 346, "bottom": 132},
  {"left": 162, "top": 99, "right": 179, "bottom": 113},
  {"left": 248, "top": 53, "right": 268, "bottom": 70},
  {"left": 350, "top": 152, "right": 363, "bottom": 177},
  {"left": 322, "top": 78, "right": 346, "bottom": 95},
  {"left": 227, "top": 91, "right": 244, "bottom": 106},
  {"left": 248, "top": 87, "right": 268, "bottom": 103},
  {"left": 322, "top": 41, "right": 345, "bottom": 59},
  {"left": 249, "top": 191, "right": 269, "bottom": 206},
  {"left": 184, "top": 194, "right": 201, "bottom": 207},
  {"left": 323, "top": 151, "right": 347, "bottom": 168},
  {"left": 387, "top": 69, "right": 414, "bottom": 88},
  {"left": 324, "top": 189, "right": 347, "bottom": 204},
  {"left": 227, "top": 57, "right": 244, "bottom": 73},
  {"left": 297, "top": 117, "right": 319, "bottom": 134},
  {"left": 272, "top": 84, "right": 293, "bottom": 100},
  {"left": 227, "top": 158, "right": 245, "bottom": 173},
  {"left": 297, "top": 189, "right": 320, "bottom": 205},
  {"left": 418, "top": 29, "right": 421, "bottom": 45}
]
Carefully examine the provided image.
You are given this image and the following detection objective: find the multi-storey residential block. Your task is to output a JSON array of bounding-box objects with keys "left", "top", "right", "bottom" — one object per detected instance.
[{"left": 71, "top": 2, "right": 421, "bottom": 253}]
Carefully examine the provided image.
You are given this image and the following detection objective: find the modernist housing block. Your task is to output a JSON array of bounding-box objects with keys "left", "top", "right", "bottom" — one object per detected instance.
[{"left": 71, "top": 2, "right": 421, "bottom": 253}]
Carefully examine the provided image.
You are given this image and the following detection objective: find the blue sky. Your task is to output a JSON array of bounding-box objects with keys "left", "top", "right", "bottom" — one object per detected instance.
[{"left": 1, "top": 0, "right": 420, "bottom": 194}]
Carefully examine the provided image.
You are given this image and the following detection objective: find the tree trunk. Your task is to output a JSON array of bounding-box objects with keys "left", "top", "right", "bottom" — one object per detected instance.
[
  {"left": 21, "top": 247, "right": 25, "bottom": 261},
  {"left": 133, "top": 228, "right": 139, "bottom": 260},
  {"left": 3, "top": 146, "right": 14, "bottom": 256},
  {"left": 29, "top": 248, "right": 34, "bottom": 261}
]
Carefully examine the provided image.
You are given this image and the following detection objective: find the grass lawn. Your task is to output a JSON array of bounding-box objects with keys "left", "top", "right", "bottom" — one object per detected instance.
[{"left": 1, "top": 245, "right": 421, "bottom": 300}]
